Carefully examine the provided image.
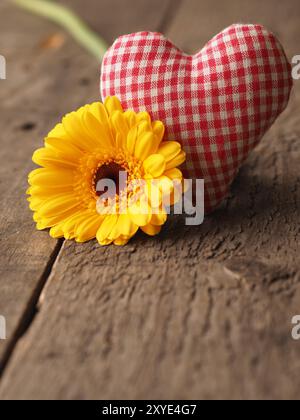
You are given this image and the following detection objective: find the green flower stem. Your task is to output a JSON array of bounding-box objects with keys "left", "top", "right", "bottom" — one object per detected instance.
[{"left": 11, "top": 0, "right": 108, "bottom": 61}]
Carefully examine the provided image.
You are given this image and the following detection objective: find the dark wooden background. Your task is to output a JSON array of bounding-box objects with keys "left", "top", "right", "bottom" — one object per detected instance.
[{"left": 0, "top": 0, "right": 299, "bottom": 399}]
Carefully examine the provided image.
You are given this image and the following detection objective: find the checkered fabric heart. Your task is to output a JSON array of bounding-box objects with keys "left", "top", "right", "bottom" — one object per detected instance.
[{"left": 101, "top": 24, "right": 292, "bottom": 212}]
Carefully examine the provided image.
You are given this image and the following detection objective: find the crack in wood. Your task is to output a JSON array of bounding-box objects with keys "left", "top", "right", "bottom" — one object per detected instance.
[{"left": 0, "top": 239, "right": 64, "bottom": 377}]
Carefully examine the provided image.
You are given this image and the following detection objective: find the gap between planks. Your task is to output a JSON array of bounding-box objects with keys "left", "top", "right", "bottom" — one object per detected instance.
[
  {"left": 0, "top": 0, "right": 180, "bottom": 380},
  {"left": 0, "top": 239, "right": 64, "bottom": 376}
]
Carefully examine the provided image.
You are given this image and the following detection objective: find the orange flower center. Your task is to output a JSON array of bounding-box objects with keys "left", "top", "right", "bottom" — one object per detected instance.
[{"left": 93, "top": 162, "right": 126, "bottom": 197}]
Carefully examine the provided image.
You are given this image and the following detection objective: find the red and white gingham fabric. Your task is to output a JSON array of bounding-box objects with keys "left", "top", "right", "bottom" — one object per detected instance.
[{"left": 101, "top": 24, "right": 292, "bottom": 212}]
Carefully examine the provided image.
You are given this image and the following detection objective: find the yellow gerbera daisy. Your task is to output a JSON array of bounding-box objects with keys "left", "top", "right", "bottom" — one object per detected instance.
[{"left": 27, "top": 97, "right": 186, "bottom": 246}]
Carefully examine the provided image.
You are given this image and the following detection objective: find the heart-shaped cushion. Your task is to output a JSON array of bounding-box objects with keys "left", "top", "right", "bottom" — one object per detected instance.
[{"left": 101, "top": 24, "right": 292, "bottom": 212}]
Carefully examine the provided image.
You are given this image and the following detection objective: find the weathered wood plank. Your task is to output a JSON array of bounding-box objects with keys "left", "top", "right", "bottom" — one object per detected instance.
[
  {"left": 61, "top": 0, "right": 177, "bottom": 42},
  {"left": 0, "top": 0, "right": 172, "bottom": 373},
  {"left": 0, "top": 0, "right": 300, "bottom": 399},
  {"left": 167, "top": 0, "right": 299, "bottom": 58}
]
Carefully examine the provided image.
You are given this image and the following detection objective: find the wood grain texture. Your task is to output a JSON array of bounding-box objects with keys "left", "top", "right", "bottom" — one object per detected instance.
[
  {"left": 60, "top": 0, "right": 176, "bottom": 42},
  {"left": 0, "top": 0, "right": 172, "bottom": 372},
  {"left": 0, "top": 0, "right": 300, "bottom": 400},
  {"left": 167, "top": 0, "right": 299, "bottom": 58}
]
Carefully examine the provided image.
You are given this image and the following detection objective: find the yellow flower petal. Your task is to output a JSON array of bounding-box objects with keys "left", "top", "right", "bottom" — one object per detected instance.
[
  {"left": 152, "top": 121, "right": 165, "bottom": 142},
  {"left": 169, "top": 183, "right": 183, "bottom": 206},
  {"left": 62, "top": 111, "right": 86, "bottom": 142},
  {"left": 141, "top": 224, "right": 162, "bottom": 236},
  {"left": 143, "top": 154, "right": 166, "bottom": 177},
  {"left": 29, "top": 185, "right": 72, "bottom": 198},
  {"left": 29, "top": 196, "right": 45, "bottom": 211},
  {"left": 88, "top": 102, "right": 109, "bottom": 125},
  {"left": 124, "top": 110, "right": 137, "bottom": 127},
  {"left": 135, "top": 132, "right": 156, "bottom": 160},
  {"left": 164, "top": 168, "right": 183, "bottom": 180},
  {"left": 29, "top": 168, "right": 74, "bottom": 188},
  {"left": 113, "top": 214, "right": 139, "bottom": 238},
  {"left": 37, "top": 194, "right": 78, "bottom": 218},
  {"left": 165, "top": 150, "right": 186, "bottom": 170},
  {"left": 150, "top": 209, "right": 167, "bottom": 226},
  {"left": 36, "top": 220, "right": 49, "bottom": 230},
  {"left": 137, "top": 120, "right": 151, "bottom": 138},
  {"left": 157, "top": 141, "right": 182, "bottom": 162},
  {"left": 47, "top": 122, "right": 67, "bottom": 139},
  {"left": 98, "top": 237, "right": 113, "bottom": 246},
  {"left": 75, "top": 214, "right": 104, "bottom": 242},
  {"left": 62, "top": 111, "right": 99, "bottom": 152},
  {"left": 83, "top": 109, "right": 114, "bottom": 150},
  {"left": 32, "top": 148, "right": 78, "bottom": 169},
  {"left": 157, "top": 176, "right": 174, "bottom": 197},
  {"left": 129, "top": 200, "right": 152, "bottom": 226},
  {"left": 104, "top": 96, "right": 123, "bottom": 115},
  {"left": 35, "top": 209, "right": 78, "bottom": 230},
  {"left": 49, "top": 224, "right": 64, "bottom": 238},
  {"left": 145, "top": 179, "right": 162, "bottom": 209},
  {"left": 136, "top": 111, "right": 151, "bottom": 124},
  {"left": 96, "top": 214, "right": 119, "bottom": 243},
  {"left": 126, "top": 126, "right": 138, "bottom": 155},
  {"left": 110, "top": 110, "right": 129, "bottom": 149},
  {"left": 113, "top": 236, "right": 131, "bottom": 246},
  {"left": 62, "top": 211, "right": 90, "bottom": 239},
  {"left": 45, "top": 137, "right": 81, "bottom": 161}
]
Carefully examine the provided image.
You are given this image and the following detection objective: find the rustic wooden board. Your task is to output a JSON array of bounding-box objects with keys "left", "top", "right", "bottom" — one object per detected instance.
[
  {"left": 61, "top": 0, "right": 180, "bottom": 42},
  {"left": 167, "top": 0, "right": 300, "bottom": 58},
  {"left": 0, "top": 0, "right": 172, "bottom": 374},
  {"left": 0, "top": 1, "right": 69, "bottom": 371},
  {"left": 0, "top": 0, "right": 299, "bottom": 399}
]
